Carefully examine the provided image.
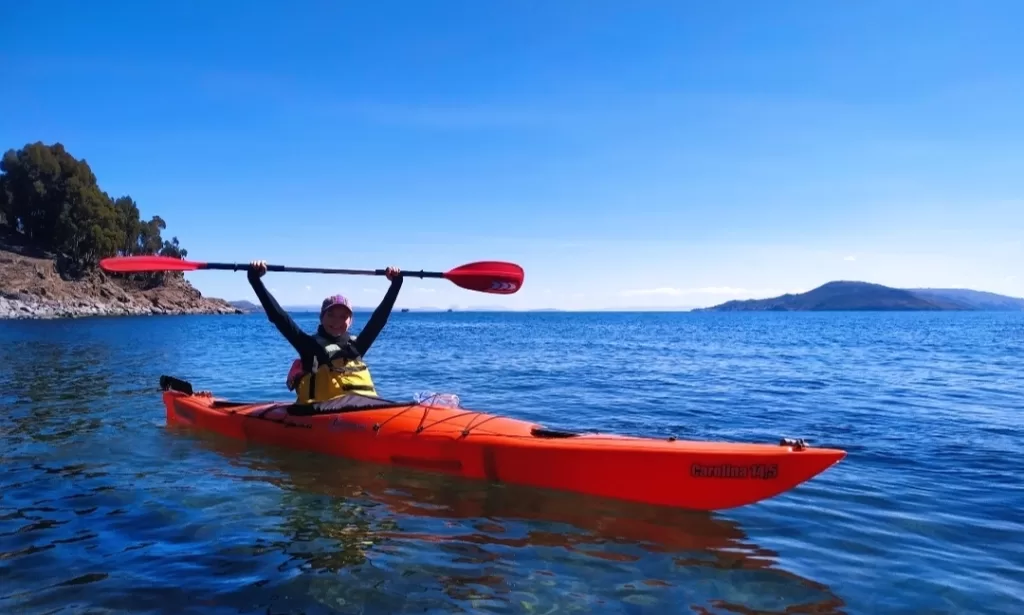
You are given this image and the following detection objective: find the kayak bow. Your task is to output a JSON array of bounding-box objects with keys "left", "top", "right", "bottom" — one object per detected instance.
[{"left": 159, "top": 376, "right": 845, "bottom": 511}]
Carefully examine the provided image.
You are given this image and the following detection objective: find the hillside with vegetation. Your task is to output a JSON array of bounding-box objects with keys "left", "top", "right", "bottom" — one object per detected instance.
[
  {"left": 697, "top": 281, "right": 1024, "bottom": 312},
  {"left": 0, "top": 141, "right": 240, "bottom": 319},
  {"left": 904, "top": 288, "right": 1024, "bottom": 311}
]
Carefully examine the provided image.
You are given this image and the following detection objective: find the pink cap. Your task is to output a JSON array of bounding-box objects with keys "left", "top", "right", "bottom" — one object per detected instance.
[{"left": 320, "top": 294, "right": 351, "bottom": 314}]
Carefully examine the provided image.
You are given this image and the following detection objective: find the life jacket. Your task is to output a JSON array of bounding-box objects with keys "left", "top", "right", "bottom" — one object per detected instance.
[{"left": 285, "top": 332, "right": 378, "bottom": 402}]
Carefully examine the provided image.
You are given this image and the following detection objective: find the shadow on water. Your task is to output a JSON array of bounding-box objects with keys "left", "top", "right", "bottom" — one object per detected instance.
[{"left": 171, "top": 428, "right": 849, "bottom": 614}]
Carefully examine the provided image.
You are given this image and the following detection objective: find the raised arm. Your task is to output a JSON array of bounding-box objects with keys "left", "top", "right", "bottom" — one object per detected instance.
[
  {"left": 353, "top": 268, "right": 403, "bottom": 356},
  {"left": 247, "top": 261, "right": 318, "bottom": 357}
]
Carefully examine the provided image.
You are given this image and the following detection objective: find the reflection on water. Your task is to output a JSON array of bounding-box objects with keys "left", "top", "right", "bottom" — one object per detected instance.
[
  {"left": 1, "top": 422, "right": 849, "bottom": 613},
  {"left": 176, "top": 429, "right": 847, "bottom": 614},
  {"left": 1, "top": 326, "right": 846, "bottom": 613}
]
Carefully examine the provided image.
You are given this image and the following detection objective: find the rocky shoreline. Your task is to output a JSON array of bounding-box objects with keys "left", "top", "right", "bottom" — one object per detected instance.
[
  {"left": 0, "top": 291, "right": 241, "bottom": 319},
  {"left": 0, "top": 246, "right": 243, "bottom": 320}
]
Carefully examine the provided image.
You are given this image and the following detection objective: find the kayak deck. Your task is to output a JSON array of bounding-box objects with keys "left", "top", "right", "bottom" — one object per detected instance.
[{"left": 159, "top": 375, "right": 846, "bottom": 511}]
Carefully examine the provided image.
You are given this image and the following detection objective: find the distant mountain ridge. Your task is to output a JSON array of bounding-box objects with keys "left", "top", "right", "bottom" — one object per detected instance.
[
  {"left": 229, "top": 282, "right": 1024, "bottom": 313},
  {"left": 228, "top": 300, "right": 261, "bottom": 313},
  {"left": 697, "top": 281, "right": 1024, "bottom": 312},
  {"left": 904, "top": 288, "right": 1024, "bottom": 311}
]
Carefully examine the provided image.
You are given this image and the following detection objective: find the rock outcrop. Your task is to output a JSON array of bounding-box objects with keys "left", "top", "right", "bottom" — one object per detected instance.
[{"left": 0, "top": 247, "right": 242, "bottom": 319}]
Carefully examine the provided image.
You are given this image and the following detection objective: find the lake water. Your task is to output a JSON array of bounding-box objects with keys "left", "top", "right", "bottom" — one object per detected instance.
[{"left": 1, "top": 310, "right": 1022, "bottom": 614}]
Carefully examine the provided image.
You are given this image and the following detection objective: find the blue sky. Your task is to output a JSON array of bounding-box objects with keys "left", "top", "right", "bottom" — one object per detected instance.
[{"left": 2, "top": 1, "right": 1022, "bottom": 310}]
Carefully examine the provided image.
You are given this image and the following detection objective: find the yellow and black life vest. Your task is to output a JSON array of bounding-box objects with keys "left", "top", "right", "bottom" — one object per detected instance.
[{"left": 287, "top": 333, "right": 378, "bottom": 403}]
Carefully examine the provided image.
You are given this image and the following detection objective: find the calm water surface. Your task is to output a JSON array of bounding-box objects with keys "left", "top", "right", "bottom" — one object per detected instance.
[{"left": 1, "top": 311, "right": 1022, "bottom": 614}]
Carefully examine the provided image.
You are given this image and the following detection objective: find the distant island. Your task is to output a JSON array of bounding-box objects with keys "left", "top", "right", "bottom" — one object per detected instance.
[
  {"left": 228, "top": 300, "right": 262, "bottom": 313},
  {"left": 230, "top": 285, "right": 1024, "bottom": 314},
  {"left": 697, "top": 281, "right": 1024, "bottom": 312},
  {"left": 1, "top": 141, "right": 241, "bottom": 319}
]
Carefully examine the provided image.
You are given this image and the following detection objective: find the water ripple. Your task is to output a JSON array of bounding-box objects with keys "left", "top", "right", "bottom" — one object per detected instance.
[{"left": 1, "top": 311, "right": 1023, "bottom": 614}]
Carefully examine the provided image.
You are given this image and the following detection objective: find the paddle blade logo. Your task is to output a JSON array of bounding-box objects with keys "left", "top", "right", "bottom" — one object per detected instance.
[{"left": 489, "top": 281, "right": 519, "bottom": 293}]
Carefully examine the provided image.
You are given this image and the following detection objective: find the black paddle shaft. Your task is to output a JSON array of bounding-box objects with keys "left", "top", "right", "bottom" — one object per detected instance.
[{"left": 201, "top": 262, "right": 445, "bottom": 278}]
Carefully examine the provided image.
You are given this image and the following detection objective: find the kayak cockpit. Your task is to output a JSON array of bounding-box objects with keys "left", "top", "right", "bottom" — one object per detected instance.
[
  {"left": 159, "top": 376, "right": 826, "bottom": 448},
  {"left": 161, "top": 374, "right": 529, "bottom": 418}
]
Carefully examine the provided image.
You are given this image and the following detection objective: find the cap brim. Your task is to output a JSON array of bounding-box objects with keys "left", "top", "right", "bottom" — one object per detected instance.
[{"left": 322, "top": 304, "right": 352, "bottom": 315}]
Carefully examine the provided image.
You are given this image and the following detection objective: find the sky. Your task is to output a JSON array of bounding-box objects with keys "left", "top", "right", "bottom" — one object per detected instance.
[{"left": 1, "top": 0, "right": 1022, "bottom": 310}]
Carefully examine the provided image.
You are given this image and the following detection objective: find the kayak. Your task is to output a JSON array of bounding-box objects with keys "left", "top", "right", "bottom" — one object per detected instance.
[{"left": 159, "top": 375, "right": 846, "bottom": 511}]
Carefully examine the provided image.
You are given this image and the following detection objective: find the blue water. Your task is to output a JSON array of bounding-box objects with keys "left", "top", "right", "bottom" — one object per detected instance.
[{"left": 1, "top": 311, "right": 1022, "bottom": 614}]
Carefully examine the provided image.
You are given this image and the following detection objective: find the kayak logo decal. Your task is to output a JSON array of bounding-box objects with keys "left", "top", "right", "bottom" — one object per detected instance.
[
  {"left": 490, "top": 281, "right": 518, "bottom": 292},
  {"left": 328, "top": 417, "right": 366, "bottom": 432},
  {"left": 690, "top": 463, "right": 779, "bottom": 480}
]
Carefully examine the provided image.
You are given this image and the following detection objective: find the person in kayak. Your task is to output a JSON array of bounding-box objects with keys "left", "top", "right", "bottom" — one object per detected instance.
[{"left": 246, "top": 259, "right": 403, "bottom": 403}]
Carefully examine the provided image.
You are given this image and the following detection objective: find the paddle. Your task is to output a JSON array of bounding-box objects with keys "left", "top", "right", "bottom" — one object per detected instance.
[{"left": 98, "top": 255, "right": 524, "bottom": 294}]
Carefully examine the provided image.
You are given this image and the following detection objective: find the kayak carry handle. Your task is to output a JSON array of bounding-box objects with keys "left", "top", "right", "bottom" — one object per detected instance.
[{"left": 779, "top": 437, "right": 808, "bottom": 451}]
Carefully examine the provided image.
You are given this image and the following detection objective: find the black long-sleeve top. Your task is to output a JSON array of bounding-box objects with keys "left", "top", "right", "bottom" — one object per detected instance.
[{"left": 247, "top": 269, "right": 403, "bottom": 366}]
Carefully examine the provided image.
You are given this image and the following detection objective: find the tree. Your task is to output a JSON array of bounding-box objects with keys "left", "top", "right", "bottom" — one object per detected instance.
[
  {"left": 160, "top": 236, "right": 187, "bottom": 259},
  {"left": 0, "top": 141, "right": 188, "bottom": 281},
  {"left": 112, "top": 196, "right": 142, "bottom": 255}
]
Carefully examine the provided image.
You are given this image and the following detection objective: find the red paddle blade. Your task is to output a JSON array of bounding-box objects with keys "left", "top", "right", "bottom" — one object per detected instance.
[
  {"left": 99, "top": 255, "right": 205, "bottom": 273},
  {"left": 443, "top": 261, "right": 524, "bottom": 294}
]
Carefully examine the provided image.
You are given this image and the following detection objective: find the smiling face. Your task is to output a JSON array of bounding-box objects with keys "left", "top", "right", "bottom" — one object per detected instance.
[{"left": 320, "top": 305, "right": 353, "bottom": 337}]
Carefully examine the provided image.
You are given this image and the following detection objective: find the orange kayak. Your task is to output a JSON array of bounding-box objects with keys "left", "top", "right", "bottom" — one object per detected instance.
[{"left": 159, "top": 375, "right": 846, "bottom": 511}]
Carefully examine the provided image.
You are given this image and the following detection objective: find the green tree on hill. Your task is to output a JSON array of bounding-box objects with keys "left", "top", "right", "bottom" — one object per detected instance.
[{"left": 0, "top": 141, "right": 187, "bottom": 280}]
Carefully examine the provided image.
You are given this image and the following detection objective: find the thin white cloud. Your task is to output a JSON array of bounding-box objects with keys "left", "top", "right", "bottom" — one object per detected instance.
[
  {"left": 414, "top": 287, "right": 436, "bottom": 293},
  {"left": 304, "top": 285, "right": 312, "bottom": 291},
  {"left": 844, "top": 255, "right": 857, "bottom": 261},
  {"left": 195, "top": 70, "right": 576, "bottom": 130},
  {"left": 619, "top": 287, "right": 685, "bottom": 297},
  {"left": 620, "top": 286, "right": 768, "bottom": 297}
]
